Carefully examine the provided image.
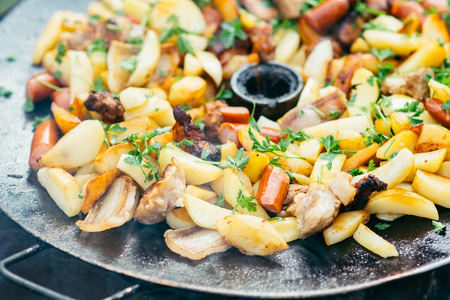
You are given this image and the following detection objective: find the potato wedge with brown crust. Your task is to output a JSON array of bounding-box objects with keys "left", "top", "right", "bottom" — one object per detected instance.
[
  {"left": 216, "top": 214, "right": 288, "bottom": 256},
  {"left": 81, "top": 169, "right": 122, "bottom": 214}
]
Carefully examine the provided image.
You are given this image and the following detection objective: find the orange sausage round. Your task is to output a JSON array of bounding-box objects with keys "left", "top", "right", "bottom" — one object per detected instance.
[
  {"left": 29, "top": 120, "right": 59, "bottom": 170},
  {"left": 51, "top": 87, "right": 71, "bottom": 109},
  {"left": 423, "top": 98, "right": 450, "bottom": 128},
  {"left": 218, "top": 123, "right": 246, "bottom": 147},
  {"left": 391, "top": 1, "right": 425, "bottom": 23},
  {"left": 256, "top": 165, "right": 290, "bottom": 214},
  {"left": 259, "top": 127, "right": 282, "bottom": 144},
  {"left": 26, "top": 72, "right": 61, "bottom": 102},
  {"left": 220, "top": 106, "right": 251, "bottom": 124},
  {"left": 303, "top": 0, "right": 350, "bottom": 33}
]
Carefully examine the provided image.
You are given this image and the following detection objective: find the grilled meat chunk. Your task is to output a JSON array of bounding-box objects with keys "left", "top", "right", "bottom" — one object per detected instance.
[
  {"left": 381, "top": 68, "right": 434, "bottom": 99},
  {"left": 133, "top": 158, "right": 186, "bottom": 225},
  {"left": 202, "top": 100, "right": 228, "bottom": 143},
  {"left": 172, "top": 105, "right": 221, "bottom": 161},
  {"left": 247, "top": 23, "right": 276, "bottom": 63},
  {"left": 241, "top": 0, "right": 278, "bottom": 21},
  {"left": 286, "top": 172, "right": 355, "bottom": 238},
  {"left": 84, "top": 91, "right": 124, "bottom": 122},
  {"left": 344, "top": 175, "right": 387, "bottom": 211}
]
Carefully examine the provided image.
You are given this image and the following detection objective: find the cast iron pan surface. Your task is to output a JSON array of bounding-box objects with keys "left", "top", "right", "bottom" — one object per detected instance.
[{"left": 1, "top": 1, "right": 449, "bottom": 298}]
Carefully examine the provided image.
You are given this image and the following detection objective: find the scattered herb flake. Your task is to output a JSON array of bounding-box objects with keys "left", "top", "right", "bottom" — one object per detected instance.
[
  {"left": 32, "top": 115, "right": 52, "bottom": 129},
  {"left": 375, "top": 223, "right": 391, "bottom": 230},
  {"left": 432, "top": 221, "right": 446, "bottom": 235},
  {"left": 23, "top": 99, "right": 35, "bottom": 112}
]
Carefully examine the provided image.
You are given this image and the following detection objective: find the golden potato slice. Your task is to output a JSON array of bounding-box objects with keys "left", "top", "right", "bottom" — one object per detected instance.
[
  {"left": 323, "top": 211, "right": 370, "bottom": 246},
  {"left": 94, "top": 143, "right": 135, "bottom": 174},
  {"left": 184, "top": 194, "right": 232, "bottom": 229},
  {"left": 37, "top": 168, "right": 83, "bottom": 217},
  {"left": 412, "top": 170, "right": 450, "bottom": 208},
  {"left": 216, "top": 214, "right": 289, "bottom": 256},
  {"left": 33, "top": 11, "right": 64, "bottom": 65},
  {"left": 268, "top": 217, "right": 302, "bottom": 243},
  {"left": 353, "top": 223, "right": 398, "bottom": 258},
  {"left": 184, "top": 185, "right": 217, "bottom": 202},
  {"left": 365, "top": 188, "right": 439, "bottom": 220},
  {"left": 81, "top": 169, "right": 121, "bottom": 214},
  {"left": 166, "top": 207, "right": 195, "bottom": 229}
]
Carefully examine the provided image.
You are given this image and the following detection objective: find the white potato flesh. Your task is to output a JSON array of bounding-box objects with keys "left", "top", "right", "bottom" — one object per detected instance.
[
  {"left": 184, "top": 194, "right": 232, "bottom": 229},
  {"left": 296, "top": 77, "right": 320, "bottom": 107},
  {"left": 33, "top": 11, "right": 64, "bottom": 65},
  {"left": 107, "top": 41, "right": 140, "bottom": 93},
  {"left": 303, "top": 116, "right": 372, "bottom": 139},
  {"left": 216, "top": 214, "right": 289, "bottom": 256},
  {"left": 323, "top": 211, "right": 370, "bottom": 246},
  {"left": 223, "top": 169, "right": 269, "bottom": 219},
  {"left": 303, "top": 39, "right": 333, "bottom": 85},
  {"left": 184, "top": 34, "right": 208, "bottom": 51},
  {"left": 365, "top": 188, "right": 439, "bottom": 220},
  {"left": 184, "top": 185, "right": 217, "bottom": 202},
  {"left": 117, "top": 154, "right": 157, "bottom": 190},
  {"left": 38, "top": 168, "right": 83, "bottom": 217},
  {"left": 268, "top": 217, "right": 302, "bottom": 243},
  {"left": 195, "top": 50, "right": 223, "bottom": 86},
  {"left": 68, "top": 51, "right": 93, "bottom": 104},
  {"left": 123, "top": 96, "right": 175, "bottom": 126},
  {"left": 412, "top": 170, "right": 450, "bottom": 209},
  {"left": 38, "top": 120, "right": 104, "bottom": 170},
  {"left": 257, "top": 116, "right": 281, "bottom": 131},
  {"left": 128, "top": 30, "right": 161, "bottom": 87},
  {"left": 119, "top": 87, "right": 153, "bottom": 111},
  {"left": 184, "top": 53, "right": 203, "bottom": 76},
  {"left": 274, "top": 29, "right": 300, "bottom": 63},
  {"left": 352, "top": 148, "right": 414, "bottom": 189},
  {"left": 166, "top": 207, "right": 196, "bottom": 229},
  {"left": 353, "top": 223, "right": 398, "bottom": 258},
  {"left": 100, "top": 0, "right": 124, "bottom": 12},
  {"left": 363, "top": 30, "right": 424, "bottom": 56},
  {"left": 159, "top": 144, "right": 222, "bottom": 185},
  {"left": 349, "top": 68, "right": 379, "bottom": 108},
  {"left": 150, "top": 0, "right": 206, "bottom": 34}
]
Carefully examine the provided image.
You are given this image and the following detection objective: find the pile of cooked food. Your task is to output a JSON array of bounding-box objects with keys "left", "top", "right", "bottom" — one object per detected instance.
[{"left": 26, "top": 0, "right": 450, "bottom": 260}]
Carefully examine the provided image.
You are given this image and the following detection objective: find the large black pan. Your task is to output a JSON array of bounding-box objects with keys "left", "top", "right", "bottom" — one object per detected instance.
[{"left": 0, "top": 0, "right": 449, "bottom": 298}]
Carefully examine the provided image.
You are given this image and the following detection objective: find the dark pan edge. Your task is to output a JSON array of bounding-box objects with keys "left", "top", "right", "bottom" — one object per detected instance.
[{"left": 2, "top": 208, "right": 449, "bottom": 299}]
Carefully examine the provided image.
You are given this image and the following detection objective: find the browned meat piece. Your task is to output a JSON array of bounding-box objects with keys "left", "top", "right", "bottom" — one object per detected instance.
[
  {"left": 133, "top": 158, "right": 186, "bottom": 225},
  {"left": 247, "top": 23, "right": 276, "bottom": 63},
  {"left": 336, "top": 12, "right": 364, "bottom": 46},
  {"left": 334, "top": 53, "right": 364, "bottom": 94},
  {"left": 203, "top": 100, "right": 228, "bottom": 142},
  {"left": 60, "top": 30, "right": 95, "bottom": 51},
  {"left": 278, "top": 90, "right": 347, "bottom": 131},
  {"left": 84, "top": 91, "right": 124, "bottom": 122},
  {"left": 209, "top": 32, "right": 251, "bottom": 58},
  {"left": 283, "top": 184, "right": 308, "bottom": 206},
  {"left": 344, "top": 175, "right": 387, "bottom": 211},
  {"left": 286, "top": 183, "right": 341, "bottom": 238},
  {"left": 286, "top": 172, "right": 355, "bottom": 238},
  {"left": 366, "top": 0, "right": 389, "bottom": 13},
  {"left": 95, "top": 19, "right": 128, "bottom": 48},
  {"left": 203, "top": 5, "right": 223, "bottom": 27},
  {"left": 274, "top": 0, "right": 304, "bottom": 19},
  {"left": 172, "top": 105, "right": 222, "bottom": 161},
  {"left": 241, "top": 0, "right": 278, "bottom": 21},
  {"left": 381, "top": 68, "right": 434, "bottom": 99}
]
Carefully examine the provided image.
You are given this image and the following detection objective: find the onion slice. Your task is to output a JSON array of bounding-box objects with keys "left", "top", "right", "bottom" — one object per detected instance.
[
  {"left": 76, "top": 175, "right": 139, "bottom": 232},
  {"left": 164, "top": 226, "right": 231, "bottom": 260}
]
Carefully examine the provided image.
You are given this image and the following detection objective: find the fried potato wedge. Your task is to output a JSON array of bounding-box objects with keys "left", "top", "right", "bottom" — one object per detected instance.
[
  {"left": 95, "top": 143, "right": 135, "bottom": 174},
  {"left": 412, "top": 170, "right": 450, "bottom": 208},
  {"left": 353, "top": 223, "right": 398, "bottom": 258},
  {"left": 159, "top": 144, "right": 222, "bottom": 185},
  {"left": 184, "top": 194, "right": 232, "bottom": 229},
  {"left": 33, "top": 11, "right": 64, "bottom": 65},
  {"left": 81, "top": 169, "right": 121, "bottom": 214},
  {"left": 117, "top": 154, "right": 157, "bottom": 190},
  {"left": 38, "top": 120, "right": 104, "bottom": 170},
  {"left": 164, "top": 226, "right": 231, "bottom": 260},
  {"left": 323, "top": 210, "right": 370, "bottom": 246},
  {"left": 166, "top": 207, "right": 196, "bottom": 229},
  {"left": 37, "top": 168, "right": 83, "bottom": 217},
  {"left": 216, "top": 214, "right": 289, "bottom": 256},
  {"left": 51, "top": 102, "right": 81, "bottom": 134},
  {"left": 76, "top": 176, "right": 139, "bottom": 232},
  {"left": 184, "top": 185, "right": 217, "bottom": 202},
  {"left": 268, "top": 217, "right": 302, "bottom": 243},
  {"left": 365, "top": 188, "right": 439, "bottom": 220}
]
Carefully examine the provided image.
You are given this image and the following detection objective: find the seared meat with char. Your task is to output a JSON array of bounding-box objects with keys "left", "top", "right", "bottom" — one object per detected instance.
[
  {"left": 344, "top": 175, "right": 387, "bottom": 211},
  {"left": 133, "top": 158, "right": 186, "bottom": 225},
  {"left": 381, "top": 68, "right": 434, "bottom": 99},
  {"left": 84, "top": 91, "right": 124, "bottom": 122},
  {"left": 202, "top": 100, "right": 228, "bottom": 143},
  {"left": 247, "top": 23, "right": 276, "bottom": 63},
  {"left": 286, "top": 172, "right": 355, "bottom": 238},
  {"left": 172, "top": 105, "right": 222, "bottom": 161}
]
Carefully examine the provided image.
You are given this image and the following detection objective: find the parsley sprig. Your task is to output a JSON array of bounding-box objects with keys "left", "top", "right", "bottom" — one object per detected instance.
[
  {"left": 219, "top": 18, "right": 247, "bottom": 49},
  {"left": 280, "top": 127, "right": 312, "bottom": 143},
  {"left": 100, "top": 121, "right": 127, "bottom": 147},
  {"left": 232, "top": 189, "right": 257, "bottom": 214},
  {"left": 159, "top": 15, "right": 194, "bottom": 55},
  {"left": 354, "top": 2, "right": 386, "bottom": 18},
  {"left": 370, "top": 48, "right": 396, "bottom": 62},
  {"left": 299, "top": 0, "right": 324, "bottom": 14},
  {"left": 395, "top": 101, "right": 424, "bottom": 125},
  {"left": 432, "top": 221, "right": 446, "bottom": 235},
  {"left": 248, "top": 128, "right": 305, "bottom": 160}
]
